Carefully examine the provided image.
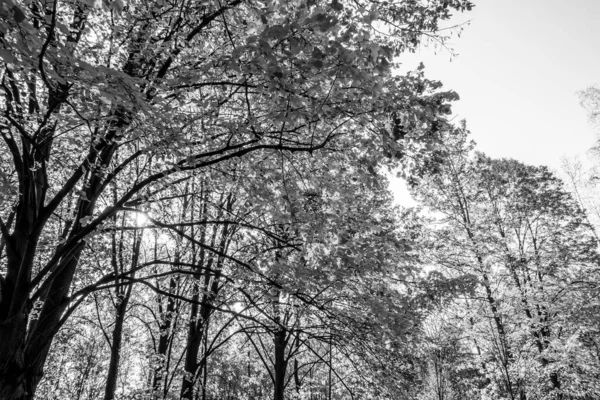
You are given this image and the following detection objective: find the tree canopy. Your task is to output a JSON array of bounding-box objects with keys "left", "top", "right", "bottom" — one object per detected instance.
[{"left": 3, "top": 1, "right": 600, "bottom": 400}]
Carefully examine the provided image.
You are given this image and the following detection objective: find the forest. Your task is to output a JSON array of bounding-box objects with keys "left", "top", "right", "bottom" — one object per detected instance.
[{"left": 0, "top": 0, "right": 599, "bottom": 399}]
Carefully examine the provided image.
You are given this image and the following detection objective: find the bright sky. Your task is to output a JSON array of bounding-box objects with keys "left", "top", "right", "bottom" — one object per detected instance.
[{"left": 391, "top": 0, "right": 600, "bottom": 205}]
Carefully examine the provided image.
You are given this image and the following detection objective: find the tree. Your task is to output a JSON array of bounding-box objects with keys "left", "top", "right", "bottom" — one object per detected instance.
[
  {"left": 560, "top": 156, "right": 600, "bottom": 238},
  {"left": 567, "top": 85, "right": 600, "bottom": 235},
  {"left": 579, "top": 85, "right": 600, "bottom": 133},
  {"left": 412, "top": 131, "right": 600, "bottom": 399}
]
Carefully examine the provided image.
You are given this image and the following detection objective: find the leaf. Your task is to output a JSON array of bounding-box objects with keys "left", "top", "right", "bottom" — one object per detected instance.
[
  {"left": 311, "top": 47, "right": 324, "bottom": 60},
  {"left": 289, "top": 37, "right": 301, "bottom": 55},
  {"left": 109, "top": 0, "right": 124, "bottom": 14},
  {"left": 267, "top": 25, "right": 288, "bottom": 39},
  {"left": 332, "top": 0, "right": 344, "bottom": 11},
  {"left": 79, "top": 216, "right": 92, "bottom": 227},
  {"left": 309, "top": 59, "right": 323, "bottom": 69},
  {"left": 0, "top": 49, "right": 16, "bottom": 64},
  {"left": 11, "top": 5, "right": 25, "bottom": 23}
]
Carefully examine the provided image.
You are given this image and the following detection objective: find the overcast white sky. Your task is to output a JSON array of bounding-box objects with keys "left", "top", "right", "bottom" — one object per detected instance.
[{"left": 391, "top": 0, "right": 600, "bottom": 205}]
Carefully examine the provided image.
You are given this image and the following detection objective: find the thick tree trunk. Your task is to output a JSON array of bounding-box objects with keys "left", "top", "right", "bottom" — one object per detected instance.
[
  {"left": 0, "top": 220, "right": 44, "bottom": 400},
  {"left": 0, "top": 363, "right": 29, "bottom": 400},
  {"left": 0, "top": 131, "right": 119, "bottom": 398},
  {"left": 0, "top": 242, "right": 85, "bottom": 400},
  {"left": 0, "top": 313, "right": 29, "bottom": 399}
]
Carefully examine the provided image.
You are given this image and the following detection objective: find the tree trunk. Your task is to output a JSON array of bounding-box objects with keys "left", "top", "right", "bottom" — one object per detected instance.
[
  {"left": 103, "top": 288, "right": 131, "bottom": 400},
  {"left": 181, "top": 197, "right": 231, "bottom": 400},
  {"left": 270, "top": 282, "right": 291, "bottom": 400},
  {"left": 151, "top": 275, "right": 178, "bottom": 398},
  {"left": 0, "top": 244, "right": 85, "bottom": 400},
  {"left": 293, "top": 358, "right": 301, "bottom": 394},
  {"left": 0, "top": 126, "right": 120, "bottom": 399},
  {"left": 103, "top": 230, "right": 140, "bottom": 400},
  {"left": 180, "top": 263, "right": 221, "bottom": 400},
  {"left": 273, "top": 327, "right": 288, "bottom": 400},
  {"left": 0, "top": 222, "right": 45, "bottom": 399},
  {"left": 0, "top": 11, "right": 157, "bottom": 397}
]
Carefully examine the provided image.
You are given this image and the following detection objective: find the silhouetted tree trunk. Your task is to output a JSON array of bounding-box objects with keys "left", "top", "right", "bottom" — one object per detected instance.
[
  {"left": 103, "top": 228, "right": 141, "bottom": 400},
  {"left": 151, "top": 274, "right": 178, "bottom": 398},
  {"left": 181, "top": 194, "right": 232, "bottom": 400},
  {"left": 273, "top": 324, "right": 288, "bottom": 400}
]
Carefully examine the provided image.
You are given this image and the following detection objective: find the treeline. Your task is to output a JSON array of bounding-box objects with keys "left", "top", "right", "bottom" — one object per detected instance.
[
  {"left": 411, "top": 131, "right": 600, "bottom": 400},
  {"left": 1, "top": 0, "right": 599, "bottom": 399}
]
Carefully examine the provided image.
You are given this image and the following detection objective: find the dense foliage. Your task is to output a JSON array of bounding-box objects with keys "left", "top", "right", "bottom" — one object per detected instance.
[
  {"left": 0, "top": 0, "right": 472, "bottom": 399},
  {"left": 411, "top": 132, "right": 600, "bottom": 400},
  {"left": 2, "top": 1, "right": 600, "bottom": 400}
]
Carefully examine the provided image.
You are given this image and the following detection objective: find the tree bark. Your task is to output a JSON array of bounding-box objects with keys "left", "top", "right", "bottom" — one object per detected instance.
[
  {"left": 151, "top": 275, "right": 178, "bottom": 398},
  {"left": 103, "top": 287, "right": 132, "bottom": 400},
  {"left": 181, "top": 196, "right": 232, "bottom": 400},
  {"left": 273, "top": 327, "right": 288, "bottom": 400},
  {"left": 180, "top": 256, "right": 222, "bottom": 400}
]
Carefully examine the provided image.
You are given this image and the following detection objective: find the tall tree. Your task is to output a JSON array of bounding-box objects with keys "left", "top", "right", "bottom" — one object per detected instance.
[{"left": 412, "top": 131, "right": 600, "bottom": 399}]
